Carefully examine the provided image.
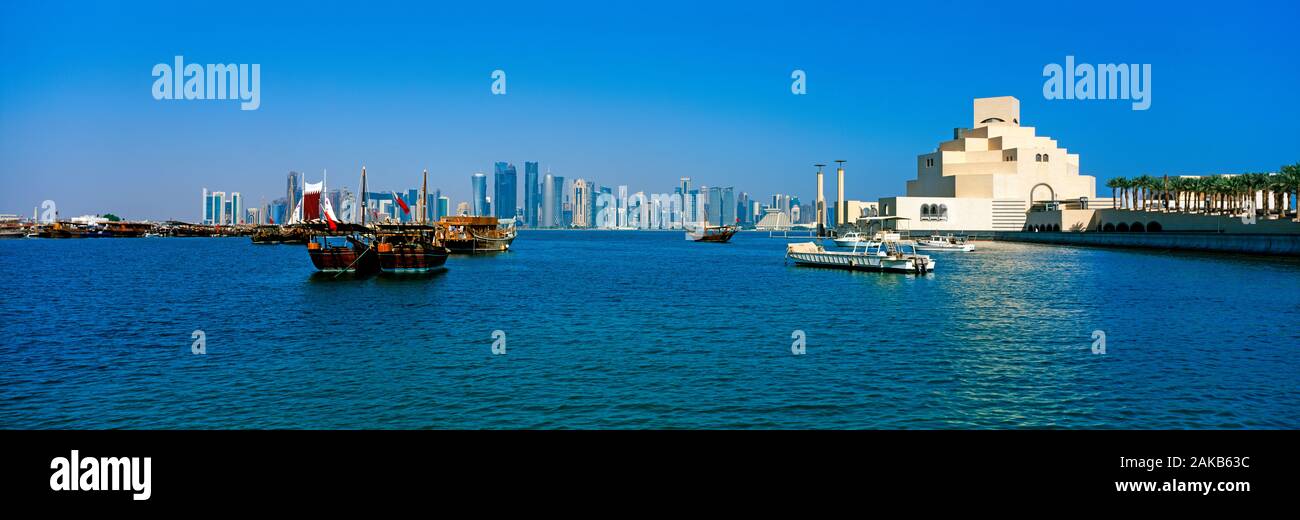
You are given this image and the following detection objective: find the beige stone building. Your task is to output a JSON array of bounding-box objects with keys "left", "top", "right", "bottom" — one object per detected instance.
[{"left": 878, "top": 96, "right": 1101, "bottom": 232}]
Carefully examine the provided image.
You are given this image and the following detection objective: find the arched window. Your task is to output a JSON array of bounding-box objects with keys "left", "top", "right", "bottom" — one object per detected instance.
[
  {"left": 1042, "top": 154, "right": 1049, "bottom": 162},
  {"left": 1035, "top": 154, "right": 1042, "bottom": 162},
  {"left": 938, "top": 204, "right": 948, "bottom": 221},
  {"left": 1103, "top": 223, "right": 1115, "bottom": 232},
  {"left": 1117, "top": 222, "right": 1130, "bottom": 232},
  {"left": 1147, "top": 221, "right": 1162, "bottom": 232},
  {"left": 1132, "top": 222, "right": 1145, "bottom": 232},
  {"left": 921, "top": 205, "right": 931, "bottom": 219}
]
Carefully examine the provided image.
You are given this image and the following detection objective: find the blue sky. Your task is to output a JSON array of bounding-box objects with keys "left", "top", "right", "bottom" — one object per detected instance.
[{"left": 2, "top": 0, "right": 1297, "bottom": 220}]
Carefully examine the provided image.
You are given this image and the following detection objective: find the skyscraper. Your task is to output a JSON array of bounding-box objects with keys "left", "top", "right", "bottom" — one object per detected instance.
[
  {"left": 721, "top": 187, "right": 736, "bottom": 225},
  {"left": 707, "top": 187, "right": 722, "bottom": 225},
  {"left": 552, "top": 175, "right": 565, "bottom": 227},
  {"left": 524, "top": 161, "right": 539, "bottom": 227},
  {"left": 494, "top": 162, "right": 517, "bottom": 221},
  {"left": 202, "top": 188, "right": 211, "bottom": 223},
  {"left": 209, "top": 191, "right": 226, "bottom": 225},
  {"left": 471, "top": 173, "right": 488, "bottom": 217},
  {"left": 679, "top": 178, "right": 692, "bottom": 224},
  {"left": 437, "top": 196, "right": 449, "bottom": 221},
  {"left": 572, "top": 179, "right": 591, "bottom": 228},
  {"left": 542, "top": 173, "right": 556, "bottom": 228},
  {"left": 230, "top": 192, "right": 243, "bottom": 224},
  {"left": 286, "top": 171, "right": 301, "bottom": 221}
]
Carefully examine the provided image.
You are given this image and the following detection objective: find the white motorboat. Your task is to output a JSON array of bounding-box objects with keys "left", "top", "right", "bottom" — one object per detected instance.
[
  {"left": 915, "top": 234, "right": 975, "bottom": 252},
  {"left": 832, "top": 231, "right": 869, "bottom": 248},
  {"left": 786, "top": 232, "right": 935, "bottom": 274}
]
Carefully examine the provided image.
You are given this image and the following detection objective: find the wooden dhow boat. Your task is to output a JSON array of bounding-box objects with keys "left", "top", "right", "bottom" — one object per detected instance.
[
  {"left": 436, "top": 216, "right": 515, "bottom": 253},
  {"left": 374, "top": 224, "right": 449, "bottom": 272},
  {"left": 685, "top": 224, "right": 739, "bottom": 243}
]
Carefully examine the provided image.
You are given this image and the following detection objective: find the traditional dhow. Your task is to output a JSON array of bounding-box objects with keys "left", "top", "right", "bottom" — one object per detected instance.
[
  {"left": 436, "top": 216, "right": 516, "bottom": 253},
  {"left": 251, "top": 225, "right": 309, "bottom": 244},
  {"left": 685, "top": 224, "right": 739, "bottom": 243},
  {"left": 786, "top": 232, "right": 935, "bottom": 274},
  {"left": 373, "top": 224, "right": 449, "bottom": 272},
  {"left": 307, "top": 224, "right": 379, "bottom": 274}
]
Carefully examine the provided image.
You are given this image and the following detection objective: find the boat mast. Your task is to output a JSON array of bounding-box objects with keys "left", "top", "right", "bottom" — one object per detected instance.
[
  {"left": 360, "top": 166, "right": 367, "bottom": 225},
  {"left": 421, "top": 169, "right": 428, "bottom": 225}
]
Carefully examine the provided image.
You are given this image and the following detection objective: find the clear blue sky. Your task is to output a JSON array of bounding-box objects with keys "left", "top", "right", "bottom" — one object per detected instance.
[{"left": 2, "top": 0, "right": 1297, "bottom": 220}]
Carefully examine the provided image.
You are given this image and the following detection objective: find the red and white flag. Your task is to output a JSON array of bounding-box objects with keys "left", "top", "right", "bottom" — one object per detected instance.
[{"left": 392, "top": 192, "right": 410, "bottom": 214}]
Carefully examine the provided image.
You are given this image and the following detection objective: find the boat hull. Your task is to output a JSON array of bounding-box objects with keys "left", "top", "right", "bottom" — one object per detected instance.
[
  {"left": 443, "top": 237, "right": 512, "bottom": 253},
  {"left": 686, "top": 226, "right": 738, "bottom": 243},
  {"left": 915, "top": 243, "right": 975, "bottom": 252},
  {"left": 309, "top": 245, "right": 379, "bottom": 274},
  {"left": 378, "top": 246, "right": 449, "bottom": 272},
  {"left": 787, "top": 250, "right": 935, "bottom": 274}
]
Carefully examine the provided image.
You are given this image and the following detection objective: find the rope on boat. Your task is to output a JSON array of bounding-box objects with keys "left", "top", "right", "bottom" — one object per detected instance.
[{"left": 333, "top": 245, "right": 373, "bottom": 279}]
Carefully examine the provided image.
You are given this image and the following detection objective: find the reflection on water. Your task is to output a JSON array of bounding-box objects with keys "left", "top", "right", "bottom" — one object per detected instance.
[{"left": 0, "top": 233, "right": 1296, "bottom": 429}]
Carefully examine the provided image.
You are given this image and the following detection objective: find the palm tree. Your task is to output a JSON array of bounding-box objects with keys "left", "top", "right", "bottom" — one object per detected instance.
[
  {"left": 1106, "top": 177, "right": 1125, "bottom": 209},
  {"left": 1210, "top": 175, "right": 1230, "bottom": 214},
  {"left": 1135, "top": 175, "right": 1156, "bottom": 211},
  {"left": 1228, "top": 175, "right": 1248, "bottom": 214},
  {"left": 1268, "top": 173, "right": 1288, "bottom": 219},
  {"left": 1282, "top": 163, "right": 1300, "bottom": 221},
  {"left": 1243, "top": 173, "right": 1269, "bottom": 218}
]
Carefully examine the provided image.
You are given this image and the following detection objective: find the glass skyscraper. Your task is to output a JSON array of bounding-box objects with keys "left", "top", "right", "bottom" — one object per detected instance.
[
  {"left": 524, "top": 161, "right": 539, "bottom": 227},
  {"left": 707, "top": 187, "right": 722, "bottom": 225},
  {"left": 471, "top": 173, "right": 488, "bottom": 217},
  {"left": 494, "top": 162, "right": 517, "bottom": 221}
]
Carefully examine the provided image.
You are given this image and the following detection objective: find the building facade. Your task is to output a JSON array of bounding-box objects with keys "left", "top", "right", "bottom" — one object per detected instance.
[
  {"left": 494, "top": 162, "right": 517, "bottom": 221},
  {"left": 470, "top": 173, "right": 488, "bottom": 217},
  {"left": 879, "top": 96, "right": 1098, "bottom": 232}
]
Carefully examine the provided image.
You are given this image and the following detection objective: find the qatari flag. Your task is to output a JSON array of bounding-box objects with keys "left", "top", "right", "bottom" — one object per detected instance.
[{"left": 392, "top": 192, "right": 410, "bottom": 214}]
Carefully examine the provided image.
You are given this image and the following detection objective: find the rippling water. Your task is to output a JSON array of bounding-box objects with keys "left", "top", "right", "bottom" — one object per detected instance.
[{"left": 1, "top": 231, "right": 1297, "bottom": 429}]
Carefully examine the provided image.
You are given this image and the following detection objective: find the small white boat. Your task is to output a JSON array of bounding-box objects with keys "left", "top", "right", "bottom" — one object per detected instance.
[
  {"left": 787, "top": 232, "right": 935, "bottom": 274},
  {"left": 832, "top": 231, "right": 869, "bottom": 248},
  {"left": 915, "top": 234, "right": 975, "bottom": 252}
]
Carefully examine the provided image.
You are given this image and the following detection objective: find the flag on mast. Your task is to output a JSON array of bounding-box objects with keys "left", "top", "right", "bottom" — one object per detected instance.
[{"left": 392, "top": 191, "right": 410, "bottom": 215}]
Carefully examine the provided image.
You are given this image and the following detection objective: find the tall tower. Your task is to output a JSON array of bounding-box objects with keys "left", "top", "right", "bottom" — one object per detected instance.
[
  {"left": 835, "top": 160, "right": 846, "bottom": 227},
  {"left": 471, "top": 172, "right": 488, "bottom": 217},
  {"left": 814, "top": 164, "right": 826, "bottom": 236}
]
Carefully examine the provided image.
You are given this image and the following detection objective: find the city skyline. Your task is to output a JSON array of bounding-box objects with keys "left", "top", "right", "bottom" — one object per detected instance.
[{"left": 2, "top": 1, "right": 1298, "bottom": 220}]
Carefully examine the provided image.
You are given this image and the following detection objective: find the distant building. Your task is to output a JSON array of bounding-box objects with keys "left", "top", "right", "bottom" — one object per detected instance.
[
  {"left": 455, "top": 201, "right": 470, "bottom": 216},
  {"left": 554, "top": 176, "right": 566, "bottom": 226},
  {"left": 471, "top": 173, "right": 488, "bottom": 217},
  {"left": 437, "top": 196, "right": 450, "bottom": 221},
  {"left": 572, "top": 179, "right": 592, "bottom": 228},
  {"left": 494, "top": 162, "right": 517, "bottom": 221},
  {"left": 524, "top": 162, "right": 540, "bottom": 227}
]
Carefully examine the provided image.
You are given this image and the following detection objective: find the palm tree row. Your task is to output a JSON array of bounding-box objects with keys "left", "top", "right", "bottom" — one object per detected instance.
[{"left": 1105, "top": 163, "right": 1300, "bottom": 220}]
